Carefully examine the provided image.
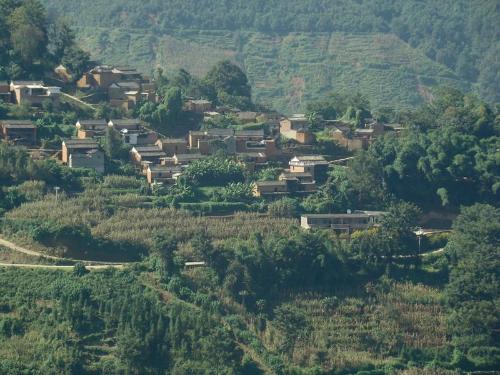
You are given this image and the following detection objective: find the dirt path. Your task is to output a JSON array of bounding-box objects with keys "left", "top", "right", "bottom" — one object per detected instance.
[
  {"left": 0, "top": 262, "right": 125, "bottom": 270},
  {"left": 0, "top": 237, "right": 128, "bottom": 269},
  {"left": 60, "top": 92, "right": 96, "bottom": 110}
]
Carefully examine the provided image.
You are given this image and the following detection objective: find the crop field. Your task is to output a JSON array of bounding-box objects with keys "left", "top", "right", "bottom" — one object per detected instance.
[
  {"left": 2, "top": 187, "right": 298, "bottom": 260},
  {"left": 264, "top": 281, "right": 449, "bottom": 371}
]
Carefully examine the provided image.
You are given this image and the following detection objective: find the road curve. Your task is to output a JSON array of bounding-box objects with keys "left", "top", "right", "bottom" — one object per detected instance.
[
  {"left": 0, "top": 262, "right": 125, "bottom": 270},
  {"left": 0, "top": 237, "right": 129, "bottom": 269}
]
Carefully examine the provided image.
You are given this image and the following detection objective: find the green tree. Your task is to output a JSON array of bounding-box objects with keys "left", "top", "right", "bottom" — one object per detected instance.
[
  {"left": 8, "top": 0, "right": 48, "bottom": 66},
  {"left": 204, "top": 60, "right": 252, "bottom": 109},
  {"left": 445, "top": 204, "right": 499, "bottom": 369}
]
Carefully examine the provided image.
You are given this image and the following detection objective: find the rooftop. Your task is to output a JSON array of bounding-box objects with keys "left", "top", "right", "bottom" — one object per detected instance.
[
  {"left": 132, "top": 146, "right": 161, "bottom": 153},
  {"left": 77, "top": 119, "right": 107, "bottom": 127},
  {"left": 235, "top": 129, "right": 264, "bottom": 137},
  {"left": 280, "top": 172, "right": 313, "bottom": 178},
  {"left": 255, "top": 181, "right": 287, "bottom": 187},
  {"left": 206, "top": 128, "right": 234, "bottom": 137},
  {"left": 174, "top": 153, "right": 203, "bottom": 161},
  {"left": 137, "top": 151, "right": 167, "bottom": 157},
  {"left": 109, "top": 119, "right": 141, "bottom": 126},
  {"left": 1, "top": 120, "right": 35, "bottom": 129},
  {"left": 302, "top": 211, "right": 385, "bottom": 219},
  {"left": 148, "top": 165, "right": 183, "bottom": 173},
  {"left": 11, "top": 81, "right": 44, "bottom": 87},
  {"left": 63, "top": 139, "right": 99, "bottom": 149},
  {"left": 158, "top": 138, "right": 186, "bottom": 144},
  {"left": 290, "top": 155, "right": 327, "bottom": 163}
]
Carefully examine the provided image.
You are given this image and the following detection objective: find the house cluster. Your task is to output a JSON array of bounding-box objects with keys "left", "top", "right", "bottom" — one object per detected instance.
[
  {"left": 129, "top": 124, "right": 282, "bottom": 185},
  {"left": 0, "top": 81, "right": 61, "bottom": 108},
  {"left": 279, "top": 114, "right": 402, "bottom": 151},
  {"left": 253, "top": 155, "right": 329, "bottom": 198},
  {"left": 61, "top": 118, "right": 162, "bottom": 173},
  {"left": 77, "top": 65, "right": 156, "bottom": 110},
  {"left": 328, "top": 119, "right": 402, "bottom": 151}
]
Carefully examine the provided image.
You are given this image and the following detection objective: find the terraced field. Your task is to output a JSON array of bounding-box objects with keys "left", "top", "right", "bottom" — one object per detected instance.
[
  {"left": 75, "top": 28, "right": 468, "bottom": 114},
  {"left": 265, "top": 282, "right": 449, "bottom": 370}
]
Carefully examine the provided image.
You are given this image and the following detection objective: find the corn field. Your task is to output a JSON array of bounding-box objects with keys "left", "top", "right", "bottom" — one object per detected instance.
[{"left": 262, "top": 281, "right": 449, "bottom": 371}]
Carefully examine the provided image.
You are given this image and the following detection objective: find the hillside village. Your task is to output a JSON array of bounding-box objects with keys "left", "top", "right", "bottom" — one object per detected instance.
[
  {"left": 0, "top": 1, "right": 498, "bottom": 374},
  {"left": 0, "top": 62, "right": 409, "bottom": 231}
]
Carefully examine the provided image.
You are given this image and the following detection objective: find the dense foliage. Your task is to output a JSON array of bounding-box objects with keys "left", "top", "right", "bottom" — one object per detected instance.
[
  {"left": 0, "top": 0, "right": 90, "bottom": 80},
  {"left": 445, "top": 204, "right": 500, "bottom": 370},
  {"left": 0, "top": 268, "right": 250, "bottom": 374},
  {"left": 304, "top": 88, "right": 499, "bottom": 212}
]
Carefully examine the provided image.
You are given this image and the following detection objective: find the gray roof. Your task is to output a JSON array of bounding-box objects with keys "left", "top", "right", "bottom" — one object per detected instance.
[
  {"left": 77, "top": 119, "right": 107, "bottom": 126},
  {"left": 280, "top": 172, "right": 313, "bottom": 178},
  {"left": 291, "top": 155, "right": 327, "bottom": 162},
  {"left": 11, "top": 81, "right": 44, "bottom": 86},
  {"left": 255, "top": 181, "right": 287, "bottom": 187},
  {"left": 139, "top": 151, "right": 167, "bottom": 157},
  {"left": 149, "top": 165, "right": 182, "bottom": 172},
  {"left": 302, "top": 212, "right": 384, "bottom": 219},
  {"left": 1, "top": 120, "right": 35, "bottom": 128},
  {"left": 206, "top": 128, "right": 234, "bottom": 136},
  {"left": 109, "top": 119, "right": 141, "bottom": 126},
  {"left": 158, "top": 138, "right": 186, "bottom": 144},
  {"left": 174, "top": 153, "right": 203, "bottom": 161},
  {"left": 235, "top": 129, "right": 264, "bottom": 137},
  {"left": 112, "top": 81, "right": 141, "bottom": 89},
  {"left": 63, "top": 139, "right": 99, "bottom": 149},
  {"left": 132, "top": 146, "right": 160, "bottom": 152}
]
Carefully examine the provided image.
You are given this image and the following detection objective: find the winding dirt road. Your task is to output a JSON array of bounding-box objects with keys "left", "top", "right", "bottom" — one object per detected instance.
[{"left": 0, "top": 237, "right": 128, "bottom": 270}]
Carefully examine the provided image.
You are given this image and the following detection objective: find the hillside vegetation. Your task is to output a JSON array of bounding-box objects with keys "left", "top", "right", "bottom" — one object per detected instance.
[{"left": 40, "top": 0, "right": 499, "bottom": 113}]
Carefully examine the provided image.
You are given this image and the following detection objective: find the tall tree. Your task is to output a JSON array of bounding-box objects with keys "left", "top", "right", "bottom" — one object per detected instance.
[{"left": 8, "top": 0, "right": 48, "bottom": 66}]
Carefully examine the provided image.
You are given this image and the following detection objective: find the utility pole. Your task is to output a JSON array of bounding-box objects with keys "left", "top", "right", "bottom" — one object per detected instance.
[
  {"left": 416, "top": 227, "right": 424, "bottom": 253},
  {"left": 54, "top": 186, "right": 60, "bottom": 201}
]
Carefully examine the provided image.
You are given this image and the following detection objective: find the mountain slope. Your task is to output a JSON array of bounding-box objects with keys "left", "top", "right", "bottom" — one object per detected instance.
[
  {"left": 41, "top": 0, "right": 498, "bottom": 112},
  {"left": 74, "top": 27, "right": 466, "bottom": 114}
]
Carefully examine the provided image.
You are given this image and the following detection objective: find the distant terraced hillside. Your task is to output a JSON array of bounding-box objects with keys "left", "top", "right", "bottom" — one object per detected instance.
[{"left": 74, "top": 27, "right": 466, "bottom": 114}]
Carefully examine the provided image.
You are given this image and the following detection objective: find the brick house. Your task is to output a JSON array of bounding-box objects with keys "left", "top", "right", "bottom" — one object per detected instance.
[
  {"left": 0, "top": 120, "right": 36, "bottom": 145},
  {"left": 280, "top": 114, "right": 315, "bottom": 144},
  {"left": 108, "top": 119, "right": 157, "bottom": 145},
  {"left": 61, "top": 139, "right": 104, "bottom": 173},
  {"left": 10, "top": 81, "right": 61, "bottom": 108},
  {"left": 130, "top": 146, "right": 166, "bottom": 165},
  {"left": 76, "top": 119, "right": 108, "bottom": 139},
  {"left": 147, "top": 165, "right": 183, "bottom": 185},
  {"left": 301, "top": 211, "right": 385, "bottom": 233},
  {"left": 253, "top": 180, "right": 289, "bottom": 198},
  {"left": 155, "top": 138, "right": 188, "bottom": 156},
  {"left": 289, "top": 155, "right": 329, "bottom": 183}
]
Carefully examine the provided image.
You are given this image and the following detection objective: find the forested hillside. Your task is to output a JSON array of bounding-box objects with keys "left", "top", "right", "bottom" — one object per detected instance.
[{"left": 40, "top": 0, "right": 499, "bottom": 113}]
